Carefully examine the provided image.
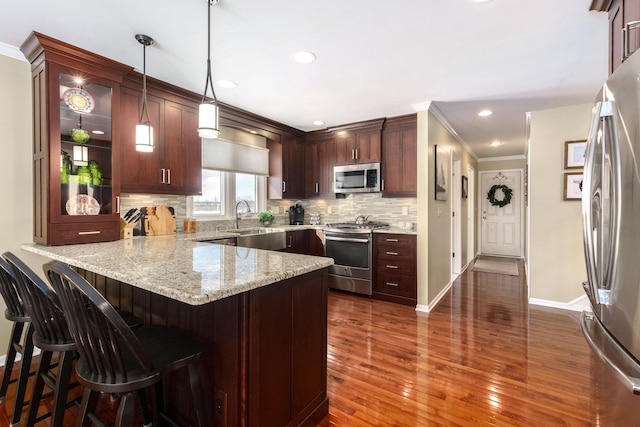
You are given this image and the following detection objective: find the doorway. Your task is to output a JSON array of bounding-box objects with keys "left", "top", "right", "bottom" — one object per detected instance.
[
  {"left": 479, "top": 169, "right": 523, "bottom": 257},
  {"left": 451, "top": 155, "right": 461, "bottom": 277},
  {"left": 467, "top": 166, "right": 475, "bottom": 265}
]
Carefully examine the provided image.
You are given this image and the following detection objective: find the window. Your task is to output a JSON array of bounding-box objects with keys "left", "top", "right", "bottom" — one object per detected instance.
[{"left": 191, "top": 170, "right": 266, "bottom": 218}]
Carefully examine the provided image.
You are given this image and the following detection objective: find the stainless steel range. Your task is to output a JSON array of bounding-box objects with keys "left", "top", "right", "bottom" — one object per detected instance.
[{"left": 324, "top": 217, "right": 389, "bottom": 296}]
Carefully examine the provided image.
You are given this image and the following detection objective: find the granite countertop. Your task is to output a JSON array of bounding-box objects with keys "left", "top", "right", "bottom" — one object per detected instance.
[{"left": 22, "top": 234, "right": 333, "bottom": 306}]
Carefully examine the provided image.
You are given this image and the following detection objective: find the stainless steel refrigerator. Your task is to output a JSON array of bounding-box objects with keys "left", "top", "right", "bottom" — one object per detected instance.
[{"left": 581, "top": 49, "right": 640, "bottom": 423}]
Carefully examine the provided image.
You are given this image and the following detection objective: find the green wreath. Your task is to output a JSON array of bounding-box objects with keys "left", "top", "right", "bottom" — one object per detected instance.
[{"left": 487, "top": 184, "right": 513, "bottom": 208}]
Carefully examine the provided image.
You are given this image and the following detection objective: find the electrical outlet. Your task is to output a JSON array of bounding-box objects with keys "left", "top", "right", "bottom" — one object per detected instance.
[
  {"left": 402, "top": 206, "right": 408, "bottom": 216},
  {"left": 214, "top": 387, "right": 228, "bottom": 427}
]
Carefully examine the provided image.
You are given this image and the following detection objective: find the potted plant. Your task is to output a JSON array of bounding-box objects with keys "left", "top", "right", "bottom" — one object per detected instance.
[{"left": 258, "top": 210, "right": 275, "bottom": 227}]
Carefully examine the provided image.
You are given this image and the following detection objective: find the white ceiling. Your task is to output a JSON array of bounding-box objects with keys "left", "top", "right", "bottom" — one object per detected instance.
[{"left": 0, "top": 0, "right": 609, "bottom": 159}]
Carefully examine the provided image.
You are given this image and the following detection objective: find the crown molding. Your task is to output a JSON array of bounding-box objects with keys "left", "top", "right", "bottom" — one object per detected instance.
[
  {"left": 0, "top": 41, "right": 26, "bottom": 62},
  {"left": 478, "top": 155, "right": 527, "bottom": 162},
  {"left": 428, "top": 103, "right": 479, "bottom": 161}
]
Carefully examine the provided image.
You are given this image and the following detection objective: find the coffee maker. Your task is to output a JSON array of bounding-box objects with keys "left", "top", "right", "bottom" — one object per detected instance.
[{"left": 288, "top": 201, "right": 305, "bottom": 225}]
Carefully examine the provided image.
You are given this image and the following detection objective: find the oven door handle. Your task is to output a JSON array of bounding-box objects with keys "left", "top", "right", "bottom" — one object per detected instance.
[{"left": 325, "top": 235, "right": 370, "bottom": 244}]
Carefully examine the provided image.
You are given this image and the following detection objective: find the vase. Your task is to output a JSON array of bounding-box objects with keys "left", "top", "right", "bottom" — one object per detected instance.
[{"left": 261, "top": 221, "right": 272, "bottom": 227}]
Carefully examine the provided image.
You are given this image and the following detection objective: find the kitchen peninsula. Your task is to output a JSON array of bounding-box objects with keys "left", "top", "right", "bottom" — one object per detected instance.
[{"left": 22, "top": 235, "right": 333, "bottom": 426}]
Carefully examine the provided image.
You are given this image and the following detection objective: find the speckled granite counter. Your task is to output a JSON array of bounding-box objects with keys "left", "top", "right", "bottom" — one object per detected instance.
[{"left": 22, "top": 234, "right": 333, "bottom": 306}]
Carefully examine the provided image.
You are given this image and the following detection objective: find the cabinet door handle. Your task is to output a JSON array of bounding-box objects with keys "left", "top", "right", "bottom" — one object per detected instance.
[
  {"left": 282, "top": 181, "right": 286, "bottom": 193},
  {"left": 385, "top": 265, "right": 399, "bottom": 269},
  {"left": 386, "top": 238, "right": 399, "bottom": 242},
  {"left": 386, "top": 251, "right": 399, "bottom": 256},
  {"left": 288, "top": 235, "right": 292, "bottom": 247},
  {"left": 166, "top": 168, "right": 171, "bottom": 185},
  {"left": 115, "top": 196, "right": 120, "bottom": 214},
  {"left": 355, "top": 148, "right": 358, "bottom": 160},
  {"left": 381, "top": 179, "right": 385, "bottom": 191},
  {"left": 161, "top": 168, "right": 166, "bottom": 184},
  {"left": 78, "top": 231, "right": 101, "bottom": 236},
  {"left": 385, "top": 282, "right": 399, "bottom": 287},
  {"left": 351, "top": 148, "right": 355, "bottom": 160},
  {"left": 315, "top": 183, "right": 319, "bottom": 193}
]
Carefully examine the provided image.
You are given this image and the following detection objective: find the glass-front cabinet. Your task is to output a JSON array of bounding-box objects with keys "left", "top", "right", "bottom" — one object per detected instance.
[{"left": 22, "top": 32, "right": 133, "bottom": 245}]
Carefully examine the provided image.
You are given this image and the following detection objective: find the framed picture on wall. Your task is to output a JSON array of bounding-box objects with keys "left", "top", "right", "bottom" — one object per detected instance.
[
  {"left": 434, "top": 145, "right": 448, "bottom": 201},
  {"left": 563, "top": 172, "right": 583, "bottom": 200},
  {"left": 461, "top": 175, "right": 468, "bottom": 199},
  {"left": 564, "top": 140, "right": 587, "bottom": 169}
]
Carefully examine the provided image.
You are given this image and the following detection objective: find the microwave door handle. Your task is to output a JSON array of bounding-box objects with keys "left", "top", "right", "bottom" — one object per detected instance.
[{"left": 583, "top": 101, "right": 604, "bottom": 305}]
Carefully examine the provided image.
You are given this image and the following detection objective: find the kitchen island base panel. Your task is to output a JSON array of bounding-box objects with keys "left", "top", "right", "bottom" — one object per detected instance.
[{"left": 78, "top": 267, "right": 329, "bottom": 427}]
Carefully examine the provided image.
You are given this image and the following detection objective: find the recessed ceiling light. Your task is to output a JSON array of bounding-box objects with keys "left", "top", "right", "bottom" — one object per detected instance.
[
  {"left": 291, "top": 51, "right": 316, "bottom": 64},
  {"left": 478, "top": 109, "right": 493, "bottom": 117},
  {"left": 249, "top": 130, "right": 258, "bottom": 134},
  {"left": 216, "top": 80, "right": 237, "bottom": 89},
  {"left": 472, "top": 0, "right": 493, "bottom": 3},
  {"left": 490, "top": 140, "right": 502, "bottom": 147},
  {"left": 313, "top": 120, "right": 325, "bottom": 126}
]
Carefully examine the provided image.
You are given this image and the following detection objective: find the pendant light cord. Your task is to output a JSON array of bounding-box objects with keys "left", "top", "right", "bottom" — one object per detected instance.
[
  {"left": 140, "top": 40, "right": 151, "bottom": 125},
  {"left": 202, "top": 0, "right": 218, "bottom": 104}
]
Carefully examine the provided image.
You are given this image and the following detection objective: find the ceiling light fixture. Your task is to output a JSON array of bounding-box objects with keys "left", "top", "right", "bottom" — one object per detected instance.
[
  {"left": 313, "top": 120, "right": 325, "bottom": 126},
  {"left": 490, "top": 140, "right": 502, "bottom": 147},
  {"left": 291, "top": 51, "right": 316, "bottom": 64},
  {"left": 216, "top": 79, "right": 237, "bottom": 89},
  {"left": 135, "top": 34, "right": 155, "bottom": 152},
  {"left": 198, "top": 0, "right": 221, "bottom": 139},
  {"left": 478, "top": 109, "right": 493, "bottom": 117}
]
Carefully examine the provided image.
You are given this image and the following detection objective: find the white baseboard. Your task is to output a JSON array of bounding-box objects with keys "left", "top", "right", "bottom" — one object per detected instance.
[
  {"left": 416, "top": 280, "right": 453, "bottom": 315},
  {"left": 0, "top": 347, "right": 41, "bottom": 367},
  {"left": 529, "top": 294, "right": 592, "bottom": 312}
]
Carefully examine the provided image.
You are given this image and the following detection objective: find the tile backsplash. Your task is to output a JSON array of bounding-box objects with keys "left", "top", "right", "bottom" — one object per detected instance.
[{"left": 120, "top": 193, "right": 416, "bottom": 232}]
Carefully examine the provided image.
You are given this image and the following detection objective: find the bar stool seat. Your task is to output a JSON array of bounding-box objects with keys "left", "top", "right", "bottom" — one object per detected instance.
[
  {"left": 3, "top": 252, "right": 79, "bottom": 427},
  {"left": 44, "top": 260, "right": 208, "bottom": 427},
  {"left": 0, "top": 258, "right": 35, "bottom": 427}
]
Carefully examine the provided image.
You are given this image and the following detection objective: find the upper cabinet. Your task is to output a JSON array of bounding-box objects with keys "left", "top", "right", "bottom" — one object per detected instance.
[
  {"left": 21, "top": 32, "right": 133, "bottom": 246},
  {"left": 267, "top": 134, "right": 305, "bottom": 200},
  {"left": 597, "top": 0, "right": 640, "bottom": 73},
  {"left": 381, "top": 114, "right": 417, "bottom": 197},
  {"left": 332, "top": 119, "right": 384, "bottom": 165},
  {"left": 120, "top": 77, "right": 202, "bottom": 195},
  {"left": 305, "top": 134, "right": 336, "bottom": 199}
]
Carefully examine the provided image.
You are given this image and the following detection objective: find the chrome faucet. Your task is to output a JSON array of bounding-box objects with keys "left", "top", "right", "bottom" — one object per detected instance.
[{"left": 235, "top": 200, "right": 251, "bottom": 229}]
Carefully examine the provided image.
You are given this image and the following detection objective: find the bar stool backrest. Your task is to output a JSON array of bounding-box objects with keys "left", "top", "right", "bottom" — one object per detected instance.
[
  {"left": 44, "top": 260, "right": 155, "bottom": 387},
  {"left": 3, "top": 252, "right": 73, "bottom": 348},
  {"left": 0, "top": 258, "right": 27, "bottom": 321}
]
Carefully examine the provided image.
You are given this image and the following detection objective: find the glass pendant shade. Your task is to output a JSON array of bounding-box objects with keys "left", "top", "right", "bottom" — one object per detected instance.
[
  {"left": 135, "top": 123, "right": 154, "bottom": 152},
  {"left": 72, "top": 145, "right": 89, "bottom": 165},
  {"left": 198, "top": 102, "right": 220, "bottom": 138}
]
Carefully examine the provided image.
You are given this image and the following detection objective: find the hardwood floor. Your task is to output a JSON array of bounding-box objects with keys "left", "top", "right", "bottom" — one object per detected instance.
[
  {"left": 318, "top": 261, "right": 636, "bottom": 426},
  {"left": 0, "top": 260, "right": 636, "bottom": 426}
]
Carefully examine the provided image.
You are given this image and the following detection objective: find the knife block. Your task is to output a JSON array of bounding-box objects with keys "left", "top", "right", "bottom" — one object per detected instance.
[{"left": 120, "top": 218, "right": 135, "bottom": 239}]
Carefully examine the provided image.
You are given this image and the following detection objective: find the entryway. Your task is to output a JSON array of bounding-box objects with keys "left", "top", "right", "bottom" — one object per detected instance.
[{"left": 479, "top": 169, "right": 523, "bottom": 257}]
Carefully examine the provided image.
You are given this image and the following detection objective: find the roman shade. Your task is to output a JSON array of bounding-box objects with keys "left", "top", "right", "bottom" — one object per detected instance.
[{"left": 201, "top": 137, "right": 269, "bottom": 176}]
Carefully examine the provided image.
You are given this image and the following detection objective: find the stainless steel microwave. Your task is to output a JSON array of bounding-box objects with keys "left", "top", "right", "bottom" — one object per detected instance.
[{"left": 334, "top": 162, "right": 381, "bottom": 193}]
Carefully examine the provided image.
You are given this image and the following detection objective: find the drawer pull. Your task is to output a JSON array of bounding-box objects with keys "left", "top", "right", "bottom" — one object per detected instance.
[
  {"left": 78, "top": 231, "right": 101, "bottom": 236},
  {"left": 386, "top": 251, "right": 399, "bottom": 256},
  {"left": 386, "top": 238, "right": 399, "bottom": 242},
  {"left": 385, "top": 265, "right": 399, "bottom": 269},
  {"left": 385, "top": 282, "right": 399, "bottom": 287}
]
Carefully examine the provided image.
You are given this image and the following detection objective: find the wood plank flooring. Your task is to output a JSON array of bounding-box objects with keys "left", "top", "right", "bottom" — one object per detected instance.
[
  {"left": 0, "top": 259, "right": 636, "bottom": 426},
  {"left": 318, "top": 260, "right": 637, "bottom": 426}
]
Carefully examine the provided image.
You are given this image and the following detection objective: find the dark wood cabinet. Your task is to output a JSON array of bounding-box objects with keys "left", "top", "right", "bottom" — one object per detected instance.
[
  {"left": 283, "top": 229, "right": 309, "bottom": 253},
  {"left": 22, "top": 32, "right": 132, "bottom": 245},
  {"left": 604, "top": 0, "right": 640, "bottom": 73},
  {"left": 120, "top": 82, "right": 201, "bottom": 195},
  {"left": 305, "top": 136, "right": 336, "bottom": 198},
  {"left": 373, "top": 233, "right": 417, "bottom": 306},
  {"left": 268, "top": 135, "right": 305, "bottom": 199},
  {"left": 333, "top": 120, "right": 383, "bottom": 165},
  {"left": 382, "top": 114, "right": 417, "bottom": 197}
]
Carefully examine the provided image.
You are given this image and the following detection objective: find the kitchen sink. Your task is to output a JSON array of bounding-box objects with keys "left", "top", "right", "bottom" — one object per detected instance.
[
  {"left": 211, "top": 228, "right": 287, "bottom": 250},
  {"left": 232, "top": 227, "right": 285, "bottom": 236}
]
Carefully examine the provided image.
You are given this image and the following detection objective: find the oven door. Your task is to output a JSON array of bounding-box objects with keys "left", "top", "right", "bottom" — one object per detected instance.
[{"left": 325, "top": 234, "right": 370, "bottom": 269}]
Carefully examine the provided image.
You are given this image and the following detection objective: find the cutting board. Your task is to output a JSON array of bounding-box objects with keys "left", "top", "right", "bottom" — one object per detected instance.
[{"left": 141, "top": 205, "right": 176, "bottom": 236}]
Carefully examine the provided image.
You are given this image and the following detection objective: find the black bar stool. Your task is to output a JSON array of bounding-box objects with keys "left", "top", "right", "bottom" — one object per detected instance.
[
  {"left": 44, "top": 260, "right": 208, "bottom": 427},
  {"left": 3, "top": 252, "right": 79, "bottom": 427},
  {"left": 0, "top": 258, "right": 35, "bottom": 427}
]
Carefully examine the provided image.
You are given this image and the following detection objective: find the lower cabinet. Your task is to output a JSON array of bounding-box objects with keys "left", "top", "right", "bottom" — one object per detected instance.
[
  {"left": 373, "top": 233, "right": 417, "bottom": 306},
  {"left": 282, "top": 229, "right": 326, "bottom": 256}
]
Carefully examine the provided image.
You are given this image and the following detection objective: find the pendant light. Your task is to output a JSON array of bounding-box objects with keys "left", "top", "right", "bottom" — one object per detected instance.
[
  {"left": 198, "top": 0, "right": 221, "bottom": 139},
  {"left": 135, "top": 34, "right": 155, "bottom": 152}
]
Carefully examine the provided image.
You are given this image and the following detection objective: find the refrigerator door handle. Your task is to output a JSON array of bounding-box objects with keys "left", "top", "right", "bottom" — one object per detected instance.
[{"left": 581, "top": 311, "right": 640, "bottom": 395}]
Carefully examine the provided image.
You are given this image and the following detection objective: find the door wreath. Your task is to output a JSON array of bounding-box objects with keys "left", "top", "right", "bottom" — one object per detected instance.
[{"left": 487, "top": 184, "right": 513, "bottom": 207}]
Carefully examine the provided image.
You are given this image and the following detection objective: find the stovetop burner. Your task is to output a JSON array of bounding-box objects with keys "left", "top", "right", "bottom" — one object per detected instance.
[{"left": 324, "top": 221, "right": 389, "bottom": 234}]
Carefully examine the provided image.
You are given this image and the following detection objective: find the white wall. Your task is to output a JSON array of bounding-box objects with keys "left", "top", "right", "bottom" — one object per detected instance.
[{"left": 529, "top": 103, "right": 591, "bottom": 303}]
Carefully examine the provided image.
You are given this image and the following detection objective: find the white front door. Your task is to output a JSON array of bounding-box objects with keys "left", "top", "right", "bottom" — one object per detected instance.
[{"left": 480, "top": 170, "right": 522, "bottom": 257}]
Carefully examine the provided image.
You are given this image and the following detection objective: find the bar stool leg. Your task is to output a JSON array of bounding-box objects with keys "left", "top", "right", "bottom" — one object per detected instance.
[
  {"left": 114, "top": 392, "right": 136, "bottom": 427},
  {"left": 9, "top": 324, "right": 34, "bottom": 427},
  {"left": 188, "top": 364, "right": 207, "bottom": 427},
  {"left": 25, "top": 350, "right": 52, "bottom": 427},
  {"left": 0, "top": 322, "right": 24, "bottom": 403},
  {"left": 77, "top": 388, "right": 100, "bottom": 427},
  {"left": 50, "top": 350, "right": 74, "bottom": 427}
]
